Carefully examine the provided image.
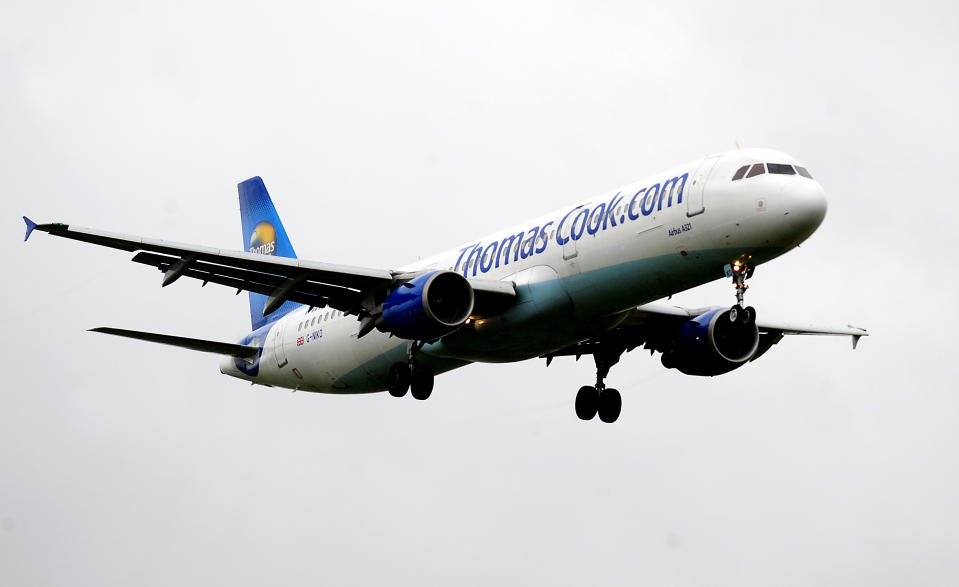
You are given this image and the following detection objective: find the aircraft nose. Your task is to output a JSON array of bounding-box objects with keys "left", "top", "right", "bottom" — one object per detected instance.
[{"left": 780, "top": 179, "right": 827, "bottom": 239}]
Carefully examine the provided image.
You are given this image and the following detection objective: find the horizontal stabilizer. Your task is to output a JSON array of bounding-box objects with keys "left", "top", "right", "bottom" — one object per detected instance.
[{"left": 90, "top": 327, "right": 260, "bottom": 359}]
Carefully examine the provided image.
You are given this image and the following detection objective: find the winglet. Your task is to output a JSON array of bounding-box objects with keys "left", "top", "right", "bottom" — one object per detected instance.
[
  {"left": 23, "top": 216, "right": 37, "bottom": 242},
  {"left": 852, "top": 334, "right": 862, "bottom": 350}
]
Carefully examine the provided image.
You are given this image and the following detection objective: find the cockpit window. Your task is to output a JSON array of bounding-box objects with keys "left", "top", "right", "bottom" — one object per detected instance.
[
  {"left": 745, "top": 163, "right": 765, "bottom": 178},
  {"left": 734, "top": 162, "right": 811, "bottom": 180},
  {"left": 767, "top": 163, "right": 796, "bottom": 175}
]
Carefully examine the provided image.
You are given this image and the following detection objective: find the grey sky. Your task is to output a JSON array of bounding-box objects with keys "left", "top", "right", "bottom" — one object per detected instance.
[{"left": 2, "top": 1, "right": 958, "bottom": 585}]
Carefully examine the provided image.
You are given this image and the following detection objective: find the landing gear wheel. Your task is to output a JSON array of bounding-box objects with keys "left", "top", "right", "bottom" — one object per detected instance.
[
  {"left": 387, "top": 363, "right": 410, "bottom": 397},
  {"left": 575, "top": 386, "right": 598, "bottom": 420},
  {"left": 597, "top": 388, "right": 622, "bottom": 423},
  {"left": 742, "top": 305, "right": 756, "bottom": 325},
  {"left": 410, "top": 365, "right": 434, "bottom": 400},
  {"left": 729, "top": 305, "right": 741, "bottom": 323}
]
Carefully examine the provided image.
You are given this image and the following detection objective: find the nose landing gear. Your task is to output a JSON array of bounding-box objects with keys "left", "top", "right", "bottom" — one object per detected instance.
[
  {"left": 730, "top": 260, "right": 754, "bottom": 307},
  {"left": 729, "top": 259, "right": 758, "bottom": 325}
]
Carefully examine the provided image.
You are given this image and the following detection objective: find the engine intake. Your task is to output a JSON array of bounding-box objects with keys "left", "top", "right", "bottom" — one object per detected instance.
[
  {"left": 379, "top": 270, "right": 474, "bottom": 340},
  {"left": 661, "top": 306, "right": 760, "bottom": 376}
]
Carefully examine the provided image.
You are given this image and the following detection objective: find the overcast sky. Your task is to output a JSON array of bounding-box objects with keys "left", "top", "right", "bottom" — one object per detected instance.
[{"left": 3, "top": 1, "right": 958, "bottom": 585}]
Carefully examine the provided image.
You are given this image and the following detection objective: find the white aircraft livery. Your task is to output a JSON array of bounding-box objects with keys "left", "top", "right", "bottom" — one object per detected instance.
[{"left": 24, "top": 148, "right": 867, "bottom": 423}]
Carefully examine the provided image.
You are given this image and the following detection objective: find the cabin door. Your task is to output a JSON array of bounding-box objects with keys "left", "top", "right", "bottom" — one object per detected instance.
[{"left": 687, "top": 155, "right": 722, "bottom": 217}]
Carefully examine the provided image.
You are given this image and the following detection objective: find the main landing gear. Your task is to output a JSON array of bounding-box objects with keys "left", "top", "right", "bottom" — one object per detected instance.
[
  {"left": 387, "top": 341, "right": 434, "bottom": 400},
  {"left": 575, "top": 347, "right": 623, "bottom": 423}
]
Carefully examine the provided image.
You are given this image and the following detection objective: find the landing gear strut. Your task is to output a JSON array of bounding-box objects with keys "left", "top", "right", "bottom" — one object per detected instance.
[
  {"left": 387, "top": 341, "right": 434, "bottom": 400},
  {"left": 729, "top": 259, "right": 757, "bottom": 325},
  {"left": 730, "top": 260, "right": 754, "bottom": 307},
  {"left": 575, "top": 346, "right": 623, "bottom": 423}
]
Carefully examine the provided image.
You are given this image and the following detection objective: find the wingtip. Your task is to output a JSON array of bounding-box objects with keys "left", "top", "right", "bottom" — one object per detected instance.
[
  {"left": 23, "top": 216, "right": 37, "bottom": 242},
  {"left": 238, "top": 176, "right": 264, "bottom": 188}
]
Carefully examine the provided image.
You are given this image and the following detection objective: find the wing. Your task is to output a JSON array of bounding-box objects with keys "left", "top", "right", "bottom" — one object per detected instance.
[
  {"left": 623, "top": 301, "right": 867, "bottom": 341},
  {"left": 23, "top": 219, "right": 515, "bottom": 318},
  {"left": 544, "top": 300, "right": 869, "bottom": 363}
]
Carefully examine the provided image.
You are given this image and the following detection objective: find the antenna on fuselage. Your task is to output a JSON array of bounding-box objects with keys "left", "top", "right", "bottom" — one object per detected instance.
[{"left": 735, "top": 140, "right": 741, "bottom": 150}]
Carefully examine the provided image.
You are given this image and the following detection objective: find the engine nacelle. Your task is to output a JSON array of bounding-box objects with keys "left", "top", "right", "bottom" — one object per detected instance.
[
  {"left": 379, "top": 270, "right": 474, "bottom": 341},
  {"left": 661, "top": 306, "right": 760, "bottom": 376}
]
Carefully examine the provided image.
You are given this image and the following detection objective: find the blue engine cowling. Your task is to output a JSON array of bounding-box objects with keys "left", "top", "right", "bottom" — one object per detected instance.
[
  {"left": 661, "top": 307, "right": 760, "bottom": 376},
  {"left": 379, "top": 270, "right": 475, "bottom": 341}
]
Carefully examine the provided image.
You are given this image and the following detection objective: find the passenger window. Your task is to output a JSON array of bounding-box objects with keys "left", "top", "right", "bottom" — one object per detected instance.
[
  {"left": 767, "top": 163, "right": 796, "bottom": 175},
  {"left": 746, "top": 163, "right": 765, "bottom": 178},
  {"left": 796, "top": 166, "right": 813, "bottom": 178},
  {"left": 732, "top": 165, "right": 749, "bottom": 181}
]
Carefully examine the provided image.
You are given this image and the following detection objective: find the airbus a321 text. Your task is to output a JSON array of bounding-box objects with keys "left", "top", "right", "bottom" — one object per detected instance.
[{"left": 24, "top": 148, "right": 867, "bottom": 423}]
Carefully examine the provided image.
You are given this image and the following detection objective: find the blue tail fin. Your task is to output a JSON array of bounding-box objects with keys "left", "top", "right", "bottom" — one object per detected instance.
[{"left": 238, "top": 177, "right": 300, "bottom": 330}]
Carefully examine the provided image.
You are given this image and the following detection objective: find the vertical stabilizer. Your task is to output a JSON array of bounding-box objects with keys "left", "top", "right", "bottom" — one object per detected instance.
[{"left": 238, "top": 177, "right": 300, "bottom": 330}]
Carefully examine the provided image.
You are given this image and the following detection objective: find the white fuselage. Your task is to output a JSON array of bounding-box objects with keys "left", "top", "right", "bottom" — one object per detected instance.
[{"left": 220, "top": 148, "right": 828, "bottom": 393}]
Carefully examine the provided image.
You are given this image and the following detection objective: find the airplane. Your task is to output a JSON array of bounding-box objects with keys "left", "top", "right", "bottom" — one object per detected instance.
[{"left": 23, "top": 147, "right": 867, "bottom": 423}]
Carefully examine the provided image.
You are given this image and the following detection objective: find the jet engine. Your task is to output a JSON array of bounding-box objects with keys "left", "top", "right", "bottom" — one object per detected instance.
[
  {"left": 378, "top": 270, "right": 474, "bottom": 341},
  {"left": 660, "top": 306, "right": 760, "bottom": 376}
]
